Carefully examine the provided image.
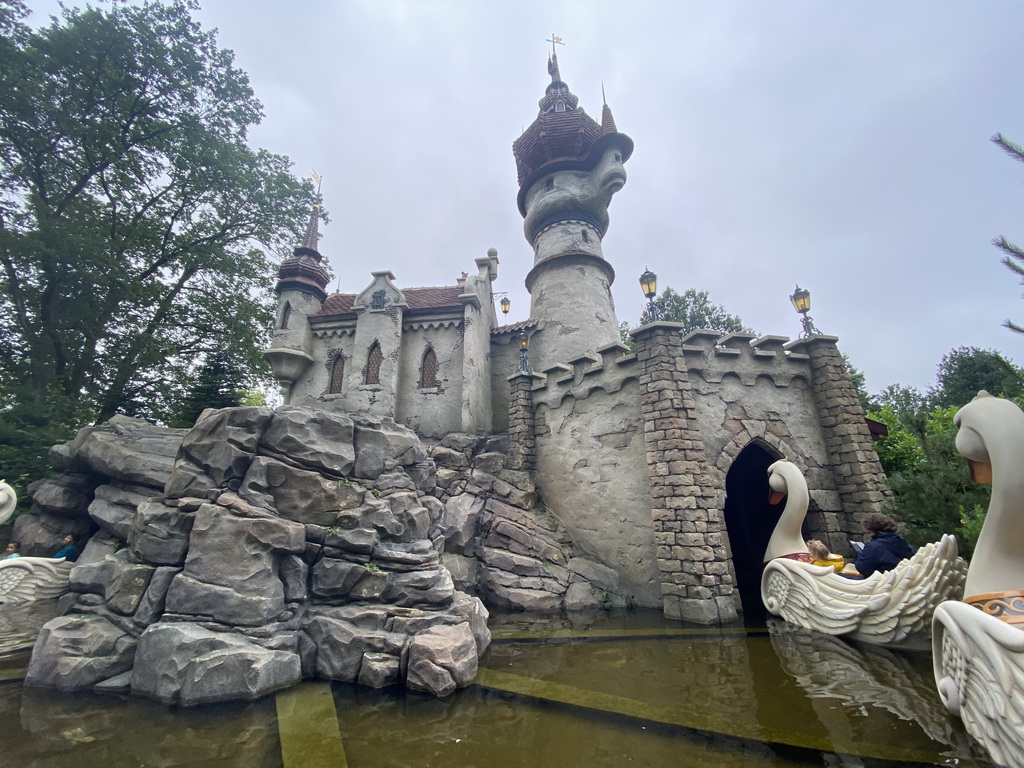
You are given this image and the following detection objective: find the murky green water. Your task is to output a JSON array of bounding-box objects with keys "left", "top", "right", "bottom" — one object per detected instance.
[{"left": 0, "top": 604, "right": 993, "bottom": 767}]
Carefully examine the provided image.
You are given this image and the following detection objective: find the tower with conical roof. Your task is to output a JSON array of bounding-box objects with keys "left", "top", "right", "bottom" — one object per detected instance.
[
  {"left": 513, "top": 52, "right": 633, "bottom": 369},
  {"left": 264, "top": 206, "right": 330, "bottom": 402}
]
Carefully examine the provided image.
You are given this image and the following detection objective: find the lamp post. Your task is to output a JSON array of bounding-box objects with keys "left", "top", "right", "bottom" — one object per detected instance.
[
  {"left": 789, "top": 284, "right": 821, "bottom": 338},
  {"left": 639, "top": 268, "right": 659, "bottom": 322},
  {"left": 517, "top": 331, "right": 531, "bottom": 372}
]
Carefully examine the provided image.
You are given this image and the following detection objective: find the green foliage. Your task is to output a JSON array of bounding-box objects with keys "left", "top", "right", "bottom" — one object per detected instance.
[
  {"left": 928, "top": 346, "right": 1023, "bottom": 409},
  {"left": 0, "top": 1, "right": 317, "bottom": 485},
  {"left": 640, "top": 287, "right": 754, "bottom": 335},
  {"left": 167, "top": 350, "right": 248, "bottom": 428},
  {"left": 843, "top": 354, "right": 871, "bottom": 412},
  {"left": 869, "top": 401, "right": 989, "bottom": 557}
]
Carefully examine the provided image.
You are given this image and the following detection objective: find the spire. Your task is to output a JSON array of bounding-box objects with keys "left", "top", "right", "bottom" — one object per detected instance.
[
  {"left": 300, "top": 207, "right": 320, "bottom": 253},
  {"left": 600, "top": 84, "right": 617, "bottom": 134}
]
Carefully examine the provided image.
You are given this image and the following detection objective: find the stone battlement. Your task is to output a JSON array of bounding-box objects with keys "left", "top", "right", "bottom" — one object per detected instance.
[{"left": 529, "top": 327, "right": 833, "bottom": 409}]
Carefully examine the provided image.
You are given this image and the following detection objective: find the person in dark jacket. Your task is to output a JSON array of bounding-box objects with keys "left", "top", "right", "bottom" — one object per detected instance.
[
  {"left": 53, "top": 534, "right": 80, "bottom": 562},
  {"left": 855, "top": 513, "right": 915, "bottom": 577}
]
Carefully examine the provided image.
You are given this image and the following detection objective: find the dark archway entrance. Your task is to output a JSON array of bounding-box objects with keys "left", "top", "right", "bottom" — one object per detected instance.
[{"left": 723, "top": 441, "right": 786, "bottom": 621}]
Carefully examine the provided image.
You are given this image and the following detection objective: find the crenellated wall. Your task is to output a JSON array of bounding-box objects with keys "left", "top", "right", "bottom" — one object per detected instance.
[{"left": 517, "top": 325, "right": 890, "bottom": 621}]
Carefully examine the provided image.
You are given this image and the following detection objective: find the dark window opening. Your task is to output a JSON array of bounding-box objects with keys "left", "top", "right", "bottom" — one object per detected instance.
[
  {"left": 280, "top": 302, "right": 292, "bottom": 330},
  {"left": 365, "top": 342, "right": 383, "bottom": 384},
  {"left": 329, "top": 356, "right": 344, "bottom": 394},
  {"left": 420, "top": 347, "right": 439, "bottom": 388},
  {"left": 371, "top": 289, "right": 386, "bottom": 309}
]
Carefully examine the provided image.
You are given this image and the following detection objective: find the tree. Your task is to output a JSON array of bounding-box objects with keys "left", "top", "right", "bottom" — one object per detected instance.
[
  {"left": 993, "top": 133, "right": 1024, "bottom": 333},
  {"left": 168, "top": 349, "right": 247, "bottom": 428},
  {"left": 0, "top": 2, "right": 316, "bottom": 485},
  {"left": 640, "top": 287, "right": 754, "bottom": 335},
  {"left": 928, "top": 346, "right": 1023, "bottom": 409}
]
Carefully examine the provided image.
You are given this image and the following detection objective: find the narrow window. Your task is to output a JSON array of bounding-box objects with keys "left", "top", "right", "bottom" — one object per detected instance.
[
  {"left": 365, "top": 342, "right": 383, "bottom": 385},
  {"left": 371, "top": 289, "right": 386, "bottom": 309},
  {"left": 555, "top": 100, "right": 566, "bottom": 112},
  {"left": 329, "top": 355, "right": 344, "bottom": 394},
  {"left": 280, "top": 302, "right": 292, "bottom": 330},
  {"left": 420, "top": 347, "right": 438, "bottom": 388}
]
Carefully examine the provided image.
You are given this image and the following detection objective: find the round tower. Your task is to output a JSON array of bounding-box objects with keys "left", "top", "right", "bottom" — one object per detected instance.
[
  {"left": 264, "top": 207, "right": 331, "bottom": 402},
  {"left": 513, "top": 53, "right": 633, "bottom": 369}
]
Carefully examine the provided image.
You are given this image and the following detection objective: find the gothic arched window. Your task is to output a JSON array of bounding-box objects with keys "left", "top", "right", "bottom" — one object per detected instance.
[
  {"left": 420, "top": 347, "right": 438, "bottom": 388},
  {"left": 365, "top": 342, "right": 383, "bottom": 385},
  {"left": 555, "top": 100, "right": 566, "bottom": 112},
  {"left": 329, "top": 355, "right": 344, "bottom": 394},
  {"left": 280, "top": 302, "right": 292, "bottom": 330}
]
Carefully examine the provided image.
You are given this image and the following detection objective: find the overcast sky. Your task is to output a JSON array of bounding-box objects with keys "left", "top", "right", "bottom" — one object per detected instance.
[{"left": 27, "top": 1, "right": 1024, "bottom": 396}]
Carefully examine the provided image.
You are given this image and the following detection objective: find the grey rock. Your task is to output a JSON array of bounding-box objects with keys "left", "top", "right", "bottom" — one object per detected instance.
[
  {"left": 353, "top": 418, "right": 421, "bottom": 479},
  {"left": 358, "top": 652, "right": 400, "bottom": 688},
  {"left": 175, "top": 407, "right": 273, "bottom": 490},
  {"left": 279, "top": 555, "right": 308, "bottom": 603},
  {"left": 473, "top": 452, "right": 506, "bottom": 474},
  {"left": 567, "top": 557, "right": 620, "bottom": 592},
  {"left": 439, "top": 433, "right": 478, "bottom": 454},
  {"left": 132, "top": 566, "right": 180, "bottom": 626},
  {"left": 442, "top": 494, "right": 484, "bottom": 552},
  {"left": 69, "top": 416, "right": 185, "bottom": 489},
  {"left": 128, "top": 500, "right": 194, "bottom": 566},
  {"left": 311, "top": 559, "right": 370, "bottom": 599},
  {"left": 89, "top": 482, "right": 154, "bottom": 540},
  {"left": 165, "top": 572, "right": 283, "bottom": 625},
  {"left": 563, "top": 582, "right": 601, "bottom": 612},
  {"left": 28, "top": 473, "right": 96, "bottom": 516},
  {"left": 26, "top": 614, "right": 137, "bottom": 691},
  {"left": 240, "top": 457, "right": 364, "bottom": 527},
  {"left": 303, "top": 613, "right": 405, "bottom": 682},
  {"left": 382, "top": 568, "right": 455, "bottom": 608},
  {"left": 430, "top": 446, "right": 469, "bottom": 469},
  {"left": 259, "top": 407, "right": 356, "bottom": 477},
  {"left": 93, "top": 670, "right": 133, "bottom": 695},
  {"left": 406, "top": 622, "right": 478, "bottom": 697},
  {"left": 131, "top": 623, "right": 300, "bottom": 706},
  {"left": 441, "top": 553, "right": 477, "bottom": 593}
]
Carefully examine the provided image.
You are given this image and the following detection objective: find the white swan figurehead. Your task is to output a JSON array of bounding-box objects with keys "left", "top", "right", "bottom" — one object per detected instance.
[
  {"left": 763, "top": 460, "right": 966, "bottom": 647},
  {"left": 953, "top": 390, "right": 1024, "bottom": 598},
  {"left": 0, "top": 480, "right": 16, "bottom": 526},
  {"left": 932, "top": 392, "right": 1024, "bottom": 766},
  {"left": 764, "top": 460, "right": 812, "bottom": 563}
]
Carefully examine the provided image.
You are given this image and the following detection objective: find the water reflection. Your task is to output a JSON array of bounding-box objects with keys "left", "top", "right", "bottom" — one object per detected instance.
[{"left": 0, "top": 607, "right": 995, "bottom": 767}]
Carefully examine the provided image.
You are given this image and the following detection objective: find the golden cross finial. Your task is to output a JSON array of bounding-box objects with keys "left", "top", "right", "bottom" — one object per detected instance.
[{"left": 546, "top": 34, "right": 564, "bottom": 56}]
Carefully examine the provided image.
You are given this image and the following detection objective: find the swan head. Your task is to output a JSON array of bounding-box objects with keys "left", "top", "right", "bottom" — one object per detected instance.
[
  {"left": 767, "top": 459, "right": 802, "bottom": 504},
  {"left": 0, "top": 480, "right": 16, "bottom": 526},
  {"left": 953, "top": 390, "right": 1024, "bottom": 484}
]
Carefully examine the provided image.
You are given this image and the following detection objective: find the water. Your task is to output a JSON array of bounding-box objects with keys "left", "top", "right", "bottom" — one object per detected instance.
[{"left": 0, "top": 604, "right": 992, "bottom": 767}]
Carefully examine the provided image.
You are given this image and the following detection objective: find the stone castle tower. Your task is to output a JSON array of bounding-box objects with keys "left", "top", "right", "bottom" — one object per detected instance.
[{"left": 512, "top": 52, "right": 633, "bottom": 370}]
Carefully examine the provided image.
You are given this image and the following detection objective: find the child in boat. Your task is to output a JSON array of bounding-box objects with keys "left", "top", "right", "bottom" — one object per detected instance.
[
  {"left": 806, "top": 539, "right": 845, "bottom": 573},
  {"left": 2, "top": 541, "right": 20, "bottom": 560}
]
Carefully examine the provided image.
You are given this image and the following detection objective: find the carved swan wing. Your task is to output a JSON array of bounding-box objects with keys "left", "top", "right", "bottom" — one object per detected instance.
[
  {"left": 933, "top": 600, "right": 1024, "bottom": 768},
  {"left": 763, "top": 534, "right": 966, "bottom": 646},
  {"left": 0, "top": 557, "right": 74, "bottom": 604}
]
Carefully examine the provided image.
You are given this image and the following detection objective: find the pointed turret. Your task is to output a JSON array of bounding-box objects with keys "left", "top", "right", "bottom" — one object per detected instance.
[
  {"left": 513, "top": 53, "right": 633, "bottom": 371},
  {"left": 275, "top": 206, "right": 329, "bottom": 302}
]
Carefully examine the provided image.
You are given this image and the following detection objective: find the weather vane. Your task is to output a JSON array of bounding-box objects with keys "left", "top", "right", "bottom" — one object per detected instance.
[
  {"left": 546, "top": 34, "right": 564, "bottom": 55},
  {"left": 311, "top": 168, "right": 323, "bottom": 210}
]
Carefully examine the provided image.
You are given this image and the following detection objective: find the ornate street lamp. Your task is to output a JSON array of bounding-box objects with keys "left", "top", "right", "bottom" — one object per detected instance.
[
  {"left": 517, "top": 331, "right": 531, "bottom": 372},
  {"left": 500, "top": 295, "right": 511, "bottom": 316},
  {"left": 639, "top": 267, "right": 659, "bottom": 322},
  {"left": 789, "top": 284, "right": 821, "bottom": 338}
]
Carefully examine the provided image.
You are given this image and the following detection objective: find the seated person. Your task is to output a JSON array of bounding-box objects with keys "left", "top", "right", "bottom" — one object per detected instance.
[
  {"left": 2, "top": 541, "right": 20, "bottom": 560},
  {"left": 54, "top": 534, "right": 80, "bottom": 562},
  {"left": 854, "top": 513, "right": 915, "bottom": 577},
  {"left": 806, "top": 539, "right": 844, "bottom": 572}
]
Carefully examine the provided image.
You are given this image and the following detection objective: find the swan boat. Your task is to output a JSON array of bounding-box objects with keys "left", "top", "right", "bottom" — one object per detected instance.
[
  {"left": 0, "top": 480, "right": 74, "bottom": 604},
  {"left": 933, "top": 392, "right": 1024, "bottom": 767},
  {"left": 761, "top": 460, "right": 966, "bottom": 648}
]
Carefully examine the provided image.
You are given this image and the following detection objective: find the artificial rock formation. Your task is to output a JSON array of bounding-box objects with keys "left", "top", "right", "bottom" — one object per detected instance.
[
  {"left": 27, "top": 406, "right": 491, "bottom": 704},
  {"left": 24, "top": 407, "right": 630, "bottom": 707}
]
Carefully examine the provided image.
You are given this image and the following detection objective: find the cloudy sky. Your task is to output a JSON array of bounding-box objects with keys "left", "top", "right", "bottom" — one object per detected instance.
[{"left": 27, "top": 1, "right": 1024, "bottom": 396}]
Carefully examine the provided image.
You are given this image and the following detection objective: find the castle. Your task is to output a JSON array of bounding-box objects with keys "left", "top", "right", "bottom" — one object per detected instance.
[{"left": 264, "top": 53, "right": 890, "bottom": 623}]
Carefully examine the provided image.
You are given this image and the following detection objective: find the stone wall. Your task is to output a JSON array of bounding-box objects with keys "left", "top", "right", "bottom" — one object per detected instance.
[{"left": 395, "top": 321, "right": 465, "bottom": 437}]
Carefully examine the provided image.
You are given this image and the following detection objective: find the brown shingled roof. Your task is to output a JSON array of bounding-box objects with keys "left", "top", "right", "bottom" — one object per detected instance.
[{"left": 313, "top": 285, "right": 466, "bottom": 319}]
